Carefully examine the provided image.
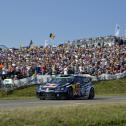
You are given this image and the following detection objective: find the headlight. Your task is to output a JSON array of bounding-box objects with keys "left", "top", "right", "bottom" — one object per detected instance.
[
  {"left": 60, "top": 87, "right": 65, "bottom": 91},
  {"left": 36, "top": 85, "right": 41, "bottom": 90},
  {"left": 55, "top": 87, "right": 60, "bottom": 91}
]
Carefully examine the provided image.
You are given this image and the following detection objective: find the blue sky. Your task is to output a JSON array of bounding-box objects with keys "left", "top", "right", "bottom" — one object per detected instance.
[{"left": 0, "top": 0, "right": 126, "bottom": 47}]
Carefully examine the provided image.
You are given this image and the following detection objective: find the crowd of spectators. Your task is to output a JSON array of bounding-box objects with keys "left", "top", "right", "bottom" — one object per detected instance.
[{"left": 0, "top": 36, "right": 126, "bottom": 80}]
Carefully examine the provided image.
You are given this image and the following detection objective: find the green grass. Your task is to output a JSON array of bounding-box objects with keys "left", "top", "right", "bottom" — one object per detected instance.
[
  {"left": 0, "top": 103, "right": 126, "bottom": 126},
  {"left": 0, "top": 85, "right": 36, "bottom": 99},
  {"left": 0, "top": 79, "right": 126, "bottom": 126},
  {"left": 94, "top": 77, "right": 126, "bottom": 96},
  {"left": 0, "top": 77, "right": 126, "bottom": 99}
]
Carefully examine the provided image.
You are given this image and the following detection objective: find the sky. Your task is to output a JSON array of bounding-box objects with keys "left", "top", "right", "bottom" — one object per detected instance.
[{"left": 0, "top": 0, "right": 126, "bottom": 48}]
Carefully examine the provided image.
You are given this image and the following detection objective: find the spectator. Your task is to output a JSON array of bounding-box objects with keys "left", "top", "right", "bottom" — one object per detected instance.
[{"left": 0, "top": 36, "right": 126, "bottom": 80}]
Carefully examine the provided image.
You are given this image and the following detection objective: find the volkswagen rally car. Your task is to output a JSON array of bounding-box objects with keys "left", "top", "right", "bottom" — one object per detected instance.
[{"left": 36, "top": 75, "right": 95, "bottom": 100}]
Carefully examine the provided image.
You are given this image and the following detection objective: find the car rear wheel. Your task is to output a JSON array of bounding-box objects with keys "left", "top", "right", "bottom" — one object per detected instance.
[
  {"left": 39, "top": 95, "right": 45, "bottom": 100},
  {"left": 88, "top": 88, "right": 95, "bottom": 99},
  {"left": 56, "top": 95, "right": 66, "bottom": 100}
]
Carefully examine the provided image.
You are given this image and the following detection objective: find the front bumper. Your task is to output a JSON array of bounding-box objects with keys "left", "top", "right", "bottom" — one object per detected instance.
[{"left": 37, "top": 91, "right": 67, "bottom": 99}]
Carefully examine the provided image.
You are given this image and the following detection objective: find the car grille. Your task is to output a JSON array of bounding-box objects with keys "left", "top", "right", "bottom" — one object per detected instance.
[
  {"left": 48, "top": 88, "right": 55, "bottom": 91},
  {"left": 42, "top": 87, "right": 55, "bottom": 92}
]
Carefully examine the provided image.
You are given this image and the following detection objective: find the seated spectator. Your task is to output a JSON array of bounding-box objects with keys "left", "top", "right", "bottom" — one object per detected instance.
[{"left": 0, "top": 36, "right": 126, "bottom": 80}]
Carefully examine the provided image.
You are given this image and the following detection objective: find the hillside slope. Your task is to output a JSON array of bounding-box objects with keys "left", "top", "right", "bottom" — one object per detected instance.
[{"left": 94, "top": 77, "right": 126, "bottom": 95}]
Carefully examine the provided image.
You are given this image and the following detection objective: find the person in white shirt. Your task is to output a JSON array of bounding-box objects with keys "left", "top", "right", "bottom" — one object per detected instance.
[{"left": 64, "top": 66, "right": 68, "bottom": 75}]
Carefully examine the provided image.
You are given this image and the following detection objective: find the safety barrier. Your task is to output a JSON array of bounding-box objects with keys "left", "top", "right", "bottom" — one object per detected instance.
[
  {"left": 1, "top": 71, "right": 126, "bottom": 91},
  {"left": 13, "top": 75, "right": 52, "bottom": 88},
  {"left": 91, "top": 71, "right": 126, "bottom": 81}
]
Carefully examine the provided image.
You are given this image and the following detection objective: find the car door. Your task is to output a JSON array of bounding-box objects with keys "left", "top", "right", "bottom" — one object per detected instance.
[{"left": 78, "top": 77, "right": 86, "bottom": 96}]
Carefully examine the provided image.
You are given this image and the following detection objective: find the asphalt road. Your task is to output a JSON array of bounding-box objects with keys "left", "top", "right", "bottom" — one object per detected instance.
[{"left": 0, "top": 96, "right": 126, "bottom": 109}]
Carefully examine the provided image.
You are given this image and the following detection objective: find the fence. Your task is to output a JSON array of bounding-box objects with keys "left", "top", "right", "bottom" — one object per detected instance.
[
  {"left": 13, "top": 75, "right": 52, "bottom": 88},
  {"left": 1, "top": 71, "right": 126, "bottom": 91},
  {"left": 91, "top": 71, "right": 126, "bottom": 81}
]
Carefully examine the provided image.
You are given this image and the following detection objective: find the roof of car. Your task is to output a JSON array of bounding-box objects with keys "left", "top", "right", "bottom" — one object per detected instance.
[{"left": 55, "top": 74, "right": 92, "bottom": 78}]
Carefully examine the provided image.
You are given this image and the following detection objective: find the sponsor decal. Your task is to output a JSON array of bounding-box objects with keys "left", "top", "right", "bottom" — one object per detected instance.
[
  {"left": 72, "top": 83, "right": 81, "bottom": 96},
  {"left": 43, "top": 83, "right": 57, "bottom": 88},
  {"left": 45, "top": 88, "right": 49, "bottom": 92}
]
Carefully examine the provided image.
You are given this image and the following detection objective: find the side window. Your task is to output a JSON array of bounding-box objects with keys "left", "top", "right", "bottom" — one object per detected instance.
[
  {"left": 73, "top": 77, "right": 78, "bottom": 83},
  {"left": 78, "top": 77, "right": 84, "bottom": 84},
  {"left": 64, "top": 78, "right": 69, "bottom": 84},
  {"left": 83, "top": 77, "right": 90, "bottom": 83},
  {"left": 74, "top": 76, "right": 88, "bottom": 84},
  {"left": 66, "top": 78, "right": 72, "bottom": 84},
  {"left": 74, "top": 77, "right": 84, "bottom": 85}
]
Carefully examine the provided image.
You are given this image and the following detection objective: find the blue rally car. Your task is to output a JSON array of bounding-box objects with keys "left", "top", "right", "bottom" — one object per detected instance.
[{"left": 36, "top": 75, "right": 95, "bottom": 100}]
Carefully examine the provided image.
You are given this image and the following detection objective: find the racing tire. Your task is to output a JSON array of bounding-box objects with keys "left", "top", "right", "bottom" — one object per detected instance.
[
  {"left": 88, "top": 88, "right": 95, "bottom": 99},
  {"left": 56, "top": 95, "right": 66, "bottom": 100},
  {"left": 67, "top": 87, "right": 73, "bottom": 99},
  {"left": 39, "top": 96, "right": 45, "bottom": 100}
]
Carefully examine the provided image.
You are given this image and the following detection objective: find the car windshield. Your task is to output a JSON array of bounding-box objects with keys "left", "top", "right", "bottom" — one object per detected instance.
[
  {"left": 48, "top": 77, "right": 73, "bottom": 85},
  {"left": 4, "top": 84, "right": 12, "bottom": 88}
]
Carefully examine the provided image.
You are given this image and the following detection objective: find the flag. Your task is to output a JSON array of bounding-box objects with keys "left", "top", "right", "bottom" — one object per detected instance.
[
  {"left": 20, "top": 42, "right": 23, "bottom": 49},
  {"left": 115, "top": 24, "right": 120, "bottom": 37},
  {"left": 29, "top": 40, "right": 33, "bottom": 48},
  {"left": 49, "top": 33, "right": 55, "bottom": 39},
  {"left": 125, "top": 29, "right": 126, "bottom": 38},
  {"left": 44, "top": 40, "right": 48, "bottom": 47}
]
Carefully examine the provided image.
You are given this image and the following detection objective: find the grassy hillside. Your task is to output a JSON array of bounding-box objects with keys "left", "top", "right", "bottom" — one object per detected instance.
[
  {"left": 0, "top": 85, "right": 36, "bottom": 99},
  {"left": 0, "top": 78, "right": 126, "bottom": 99},
  {"left": 94, "top": 77, "right": 126, "bottom": 95}
]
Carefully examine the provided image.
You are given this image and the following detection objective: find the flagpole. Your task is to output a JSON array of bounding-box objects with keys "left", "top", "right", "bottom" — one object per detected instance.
[
  {"left": 44, "top": 40, "right": 48, "bottom": 47},
  {"left": 115, "top": 24, "right": 120, "bottom": 37},
  {"left": 125, "top": 30, "right": 126, "bottom": 38},
  {"left": 49, "top": 33, "right": 55, "bottom": 47}
]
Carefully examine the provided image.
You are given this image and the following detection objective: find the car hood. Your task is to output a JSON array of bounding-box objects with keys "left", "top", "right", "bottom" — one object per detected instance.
[
  {"left": 43, "top": 83, "right": 58, "bottom": 88},
  {"left": 43, "top": 83, "right": 70, "bottom": 89}
]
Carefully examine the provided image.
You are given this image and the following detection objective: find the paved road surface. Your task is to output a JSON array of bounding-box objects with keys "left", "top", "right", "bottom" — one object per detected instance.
[{"left": 0, "top": 96, "right": 126, "bottom": 109}]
